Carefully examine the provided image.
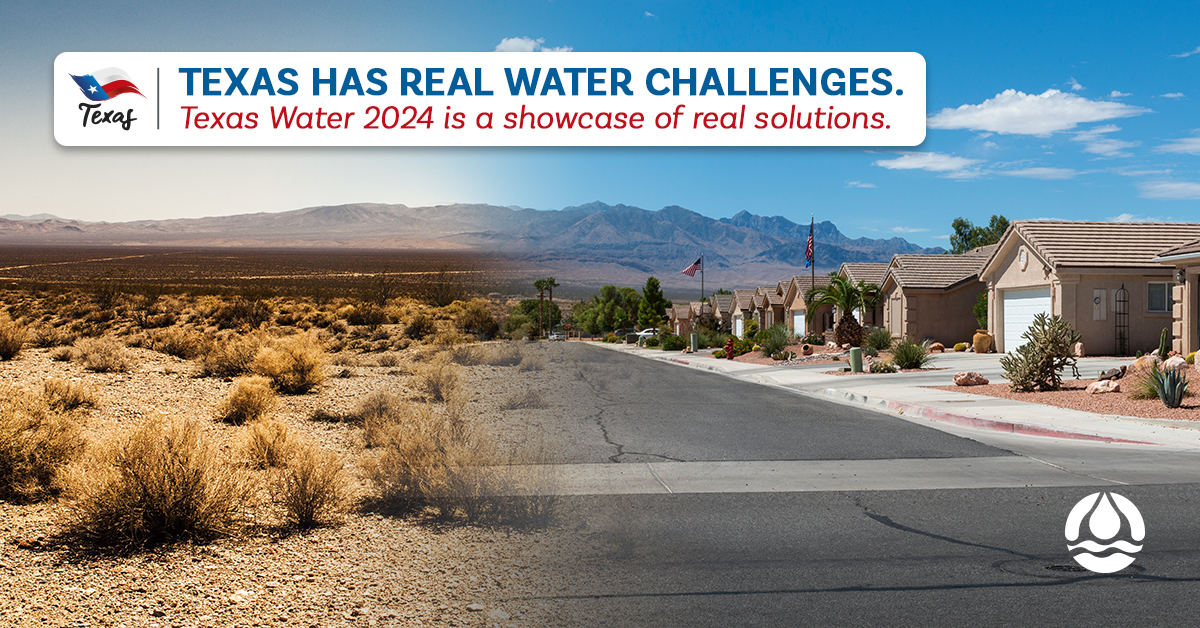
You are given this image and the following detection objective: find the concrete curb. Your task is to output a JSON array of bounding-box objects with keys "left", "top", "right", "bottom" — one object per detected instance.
[{"left": 595, "top": 343, "right": 1166, "bottom": 447}]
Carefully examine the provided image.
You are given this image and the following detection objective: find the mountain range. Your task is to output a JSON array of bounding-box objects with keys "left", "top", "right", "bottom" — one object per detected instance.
[{"left": 0, "top": 202, "right": 943, "bottom": 292}]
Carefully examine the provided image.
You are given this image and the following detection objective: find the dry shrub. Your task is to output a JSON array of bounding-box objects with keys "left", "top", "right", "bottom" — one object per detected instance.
[
  {"left": 270, "top": 438, "right": 353, "bottom": 528},
  {"left": 252, "top": 333, "right": 327, "bottom": 395},
  {"left": 360, "top": 403, "right": 556, "bottom": 525},
  {"left": 404, "top": 312, "right": 437, "bottom": 340},
  {"left": 330, "top": 353, "right": 360, "bottom": 367},
  {"left": 376, "top": 353, "right": 403, "bottom": 368},
  {"left": 150, "top": 327, "right": 205, "bottom": 359},
  {"left": 217, "top": 376, "right": 278, "bottom": 424},
  {"left": 43, "top": 379, "right": 97, "bottom": 412},
  {"left": 74, "top": 336, "right": 135, "bottom": 373},
  {"left": 0, "top": 314, "right": 27, "bottom": 361},
  {"left": 236, "top": 418, "right": 294, "bottom": 469},
  {"left": 451, "top": 342, "right": 522, "bottom": 367},
  {"left": 0, "top": 386, "right": 84, "bottom": 502},
  {"left": 65, "top": 414, "right": 254, "bottom": 547},
  {"left": 499, "top": 389, "right": 548, "bottom": 411},
  {"left": 354, "top": 391, "right": 407, "bottom": 447},
  {"left": 29, "top": 325, "right": 75, "bottom": 349},
  {"left": 50, "top": 346, "right": 78, "bottom": 362},
  {"left": 201, "top": 331, "right": 268, "bottom": 377},
  {"left": 517, "top": 352, "right": 547, "bottom": 372},
  {"left": 415, "top": 354, "right": 460, "bottom": 402}
]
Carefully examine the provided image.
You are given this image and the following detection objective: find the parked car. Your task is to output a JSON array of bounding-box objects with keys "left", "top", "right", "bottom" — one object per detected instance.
[
  {"left": 547, "top": 331, "right": 566, "bottom": 341},
  {"left": 636, "top": 328, "right": 660, "bottom": 339}
]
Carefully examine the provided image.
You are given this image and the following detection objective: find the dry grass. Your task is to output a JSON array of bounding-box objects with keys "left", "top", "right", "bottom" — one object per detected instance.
[
  {"left": 414, "top": 354, "right": 460, "bottom": 402},
  {"left": 149, "top": 327, "right": 206, "bottom": 359},
  {"left": 354, "top": 391, "right": 408, "bottom": 448},
  {"left": 451, "top": 342, "right": 522, "bottom": 367},
  {"left": 74, "top": 336, "right": 135, "bottom": 373},
  {"left": 517, "top": 352, "right": 547, "bottom": 372},
  {"left": 217, "top": 375, "right": 278, "bottom": 425},
  {"left": 236, "top": 418, "right": 295, "bottom": 469},
  {"left": 64, "top": 414, "right": 255, "bottom": 547},
  {"left": 0, "top": 386, "right": 85, "bottom": 502},
  {"left": 499, "top": 389, "right": 548, "bottom": 410},
  {"left": 200, "top": 331, "right": 267, "bottom": 377},
  {"left": 0, "top": 314, "right": 27, "bottom": 361},
  {"left": 50, "top": 346, "right": 78, "bottom": 362},
  {"left": 270, "top": 437, "right": 353, "bottom": 528},
  {"left": 28, "top": 325, "right": 76, "bottom": 349},
  {"left": 43, "top": 378, "right": 97, "bottom": 413},
  {"left": 252, "top": 333, "right": 327, "bottom": 395}
]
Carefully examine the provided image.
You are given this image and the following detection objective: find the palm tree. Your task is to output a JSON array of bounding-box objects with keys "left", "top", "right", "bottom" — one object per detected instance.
[
  {"left": 807, "top": 276, "right": 869, "bottom": 346},
  {"left": 860, "top": 282, "right": 882, "bottom": 327},
  {"left": 545, "top": 277, "right": 560, "bottom": 333},
  {"left": 533, "top": 278, "right": 549, "bottom": 338}
]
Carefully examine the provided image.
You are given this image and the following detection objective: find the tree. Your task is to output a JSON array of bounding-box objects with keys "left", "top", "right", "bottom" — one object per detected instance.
[
  {"left": 533, "top": 278, "right": 550, "bottom": 338},
  {"left": 808, "top": 276, "right": 869, "bottom": 346},
  {"left": 950, "top": 215, "right": 1010, "bottom": 254},
  {"left": 572, "top": 285, "right": 642, "bottom": 335},
  {"left": 638, "top": 277, "right": 671, "bottom": 329},
  {"left": 544, "top": 277, "right": 560, "bottom": 332},
  {"left": 860, "top": 283, "right": 883, "bottom": 327}
]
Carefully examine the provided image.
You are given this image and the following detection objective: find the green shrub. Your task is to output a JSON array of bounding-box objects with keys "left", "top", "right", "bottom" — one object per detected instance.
[
  {"left": 863, "top": 327, "right": 894, "bottom": 352},
  {"left": 744, "top": 319, "right": 759, "bottom": 338},
  {"left": 602, "top": 333, "right": 618, "bottom": 343},
  {"left": 891, "top": 336, "right": 934, "bottom": 370},
  {"left": 1188, "top": 351, "right": 1197, "bottom": 365},
  {"left": 712, "top": 349, "right": 726, "bottom": 359},
  {"left": 730, "top": 337, "right": 755, "bottom": 357},
  {"left": 759, "top": 324, "right": 791, "bottom": 358},
  {"left": 862, "top": 347, "right": 878, "bottom": 358},
  {"left": 999, "top": 313, "right": 1081, "bottom": 392},
  {"left": 661, "top": 335, "right": 687, "bottom": 351},
  {"left": 645, "top": 336, "right": 661, "bottom": 347},
  {"left": 799, "top": 332, "right": 825, "bottom": 345},
  {"left": 1150, "top": 364, "right": 1189, "bottom": 409},
  {"left": 870, "top": 360, "right": 899, "bottom": 374}
]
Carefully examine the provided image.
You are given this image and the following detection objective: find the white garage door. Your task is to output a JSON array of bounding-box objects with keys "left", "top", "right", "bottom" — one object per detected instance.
[
  {"left": 792, "top": 311, "right": 804, "bottom": 335},
  {"left": 1002, "top": 287, "right": 1052, "bottom": 352},
  {"left": 734, "top": 316, "right": 744, "bottom": 338}
]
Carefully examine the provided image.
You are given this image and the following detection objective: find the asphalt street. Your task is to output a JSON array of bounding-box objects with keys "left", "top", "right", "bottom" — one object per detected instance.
[{"left": 510, "top": 342, "right": 1200, "bottom": 627}]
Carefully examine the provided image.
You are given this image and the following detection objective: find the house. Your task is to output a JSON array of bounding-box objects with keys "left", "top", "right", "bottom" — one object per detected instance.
[
  {"left": 668, "top": 303, "right": 692, "bottom": 336},
  {"left": 781, "top": 274, "right": 834, "bottom": 337},
  {"left": 837, "top": 262, "right": 889, "bottom": 328},
  {"left": 978, "top": 221, "right": 1200, "bottom": 354},
  {"left": 880, "top": 245, "right": 995, "bottom": 346},
  {"left": 753, "top": 286, "right": 785, "bottom": 329},
  {"left": 1155, "top": 239, "right": 1200, "bottom": 355},
  {"left": 731, "top": 289, "right": 757, "bottom": 337},
  {"left": 710, "top": 293, "right": 735, "bottom": 333}
]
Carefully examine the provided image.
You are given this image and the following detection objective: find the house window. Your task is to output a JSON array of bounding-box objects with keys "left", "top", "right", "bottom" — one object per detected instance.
[{"left": 1148, "top": 282, "right": 1175, "bottom": 313}]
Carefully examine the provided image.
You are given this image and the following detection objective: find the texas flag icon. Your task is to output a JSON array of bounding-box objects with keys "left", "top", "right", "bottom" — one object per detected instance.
[{"left": 69, "top": 67, "right": 145, "bottom": 101}]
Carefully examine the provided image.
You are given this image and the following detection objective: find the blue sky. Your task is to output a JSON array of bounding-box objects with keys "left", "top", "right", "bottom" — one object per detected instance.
[{"left": 2, "top": 0, "right": 1199, "bottom": 247}]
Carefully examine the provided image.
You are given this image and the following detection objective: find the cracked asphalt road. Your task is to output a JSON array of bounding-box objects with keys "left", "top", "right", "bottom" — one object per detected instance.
[{"left": 512, "top": 343, "right": 1200, "bottom": 626}]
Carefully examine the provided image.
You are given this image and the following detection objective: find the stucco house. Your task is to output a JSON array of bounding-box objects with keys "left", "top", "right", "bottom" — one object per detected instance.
[
  {"left": 753, "top": 285, "right": 785, "bottom": 329},
  {"left": 710, "top": 293, "right": 734, "bottom": 332},
  {"left": 837, "top": 262, "right": 889, "bottom": 327},
  {"left": 1156, "top": 240, "right": 1200, "bottom": 355},
  {"left": 781, "top": 274, "right": 833, "bottom": 337},
  {"left": 731, "top": 289, "right": 757, "bottom": 337},
  {"left": 668, "top": 303, "right": 692, "bottom": 336},
  {"left": 880, "top": 245, "right": 995, "bottom": 346},
  {"left": 978, "top": 221, "right": 1200, "bottom": 354}
]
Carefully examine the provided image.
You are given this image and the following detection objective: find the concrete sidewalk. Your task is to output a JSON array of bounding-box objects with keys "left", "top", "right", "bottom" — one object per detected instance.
[{"left": 586, "top": 341, "right": 1200, "bottom": 449}]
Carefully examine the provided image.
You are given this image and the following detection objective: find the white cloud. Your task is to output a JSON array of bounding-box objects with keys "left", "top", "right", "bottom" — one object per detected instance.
[
  {"left": 873, "top": 152, "right": 984, "bottom": 174},
  {"left": 1108, "top": 90, "right": 1132, "bottom": 98},
  {"left": 927, "top": 88, "right": 1149, "bottom": 135},
  {"left": 1107, "top": 213, "right": 1169, "bottom": 222},
  {"left": 1071, "top": 125, "right": 1139, "bottom": 158},
  {"left": 1068, "top": 77, "right": 1085, "bottom": 91},
  {"left": 933, "top": 234, "right": 951, "bottom": 240},
  {"left": 1156, "top": 136, "right": 1200, "bottom": 155},
  {"left": 982, "top": 141, "right": 999, "bottom": 149},
  {"left": 1139, "top": 181, "right": 1200, "bottom": 200},
  {"left": 494, "top": 37, "right": 573, "bottom": 52},
  {"left": 890, "top": 226, "right": 929, "bottom": 233},
  {"left": 1171, "top": 46, "right": 1200, "bottom": 58},
  {"left": 1160, "top": 92, "right": 1186, "bottom": 98},
  {"left": 644, "top": 11, "right": 656, "bottom": 17},
  {"left": 1116, "top": 168, "right": 1173, "bottom": 177},
  {"left": 998, "top": 167, "right": 1078, "bottom": 180},
  {"left": 845, "top": 181, "right": 877, "bottom": 188}
]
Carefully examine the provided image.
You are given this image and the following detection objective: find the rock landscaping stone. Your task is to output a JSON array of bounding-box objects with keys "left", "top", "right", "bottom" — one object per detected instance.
[
  {"left": 1073, "top": 341, "right": 1085, "bottom": 357},
  {"left": 1163, "top": 356, "right": 1188, "bottom": 372},
  {"left": 930, "top": 343, "right": 945, "bottom": 353},
  {"left": 1086, "top": 380, "right": 1121, "bottom": 394},
  {"left": 1098, "top": 367, "right": 1126, "bottom": 381},
  {"left": 953, "top": 371, "right": 989, "bottom": 386}
]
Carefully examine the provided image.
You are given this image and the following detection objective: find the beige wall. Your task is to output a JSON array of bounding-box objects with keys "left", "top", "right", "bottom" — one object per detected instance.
[
  {"left": 1162, "top": 262, "right": 1198, "bottom": 355},
  {"left": 881, "top": 278, "right": 984, "bottom": 345},
  {"left": 783, "top": 290, "right": 833, "bottom": 336}
]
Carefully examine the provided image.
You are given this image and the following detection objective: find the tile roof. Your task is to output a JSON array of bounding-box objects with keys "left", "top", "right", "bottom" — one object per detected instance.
[
  {"left": 671, "top": 304, "right": 690, "bottom": 320},
  {"left": 788, "top": 274, "right": 833, "bottom": 293},
  {"left": 711, "top": 293, "right": 734, "bottom": 313},
  {"left": 993, "top": 221, "right": 1200, "bottom": 270},
  {"left": 839, "top": 262, "right": 889, "bottom": 285},
  {"left": 886, "top": 244, "right": 996, "bottom": 290},
  {"left": 766, "top": 293, "right": 784, "bottom": 306},
  {"left": 1156, "top": 238, "right": 1200, "bottom": 259},
  {"left": 732, "top": 289, "right": 757, "bottom": 311}
]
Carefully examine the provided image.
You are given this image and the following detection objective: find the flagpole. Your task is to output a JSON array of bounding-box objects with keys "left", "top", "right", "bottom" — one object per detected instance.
[
  {"left": 700, "top": 254, "right": 705, "bottom": 302},
  {"left": 811, "top": 214, "right": 815, "bottom": 335}
]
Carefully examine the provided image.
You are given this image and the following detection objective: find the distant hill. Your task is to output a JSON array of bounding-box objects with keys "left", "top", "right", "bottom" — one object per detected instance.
[{"left": 0, "top": 202, "right": 942, "bottom": 291}]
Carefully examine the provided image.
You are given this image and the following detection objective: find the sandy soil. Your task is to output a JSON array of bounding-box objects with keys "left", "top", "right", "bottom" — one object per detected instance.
[
  {"left": 0, "top": 343, "right": 584, "bottom": 628},
  {"left": 930, "top": 370, "right": 1200, "bottom": 421}
]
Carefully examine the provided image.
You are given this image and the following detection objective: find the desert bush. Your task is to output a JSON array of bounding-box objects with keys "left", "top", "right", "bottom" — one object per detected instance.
[
  {"left": 645, "top": 336, "right": 661, "bottom": 348},
  {"left": 43, "top": 379, "right": 97, "bottom": 413},
  {"left": 347, "top": 303, "right": 389, "bottom": 329},
  {"left": 29, "top": 325, "right": 75, "bottom": 349},
  {"left": 862, "top": 347, "right": 879, "bottom": 358},
  {"left": 252, "top": 333, "right": 327, "bottom": 395},
  {"left": 415, "top": 355, "right": 460, "bottom": 402},
  {"left": 517, "top": 352, "right": 546, "bottom": 372},
  {"left": 150, "top": 327, "right": 205, "bottom": 359},
  {"left": 270, "top": 438, "right": 353, "bottom": 528},
  {"left": 661, "top": 335, "right": 687, "bottom": 351},
  {"left": 864, "top": 327, "right": 894, "bottom": 352},
  {"left": 353, "top": 391, "right": 408, "bottom": 447},
  {"left": 0, "top": 314, "right": 27, "bottom": 361},
  {"left": 405, "top": 313, "right": 437, "bottom": 340},
  {"left": 236, "top": 418, "right": 294, "bottom": 469},
  {"left": 1000, "top": 313, "right": 1082, "bottom": 392},
  {"left": 217, "top": 376, "right": 278, "bottom": 424},
  {"left": 213, "top": 298, "right": 273, "bottom": 329},
  {"left": 499, "top": 389, "right": 548, "bottom": 410},
  {"left": 64, "top": 414, "right": 253, "bottom": 546},
  {"left": 75, "top": 337, "right": 135, "bottom": 373},
  {"left": 376, "top": 353, "right": 403, "bottom": 368},
  {"left": 890, "top": 336, "right": 934, "bottom": 370},
  {"left": 759, "top": 324, "right": 791, "bottom": 358},
  {"left": 50, "top": 346, "right": 78, "bottom": 362},
  {"left": 602, "top": 333, "right": 618, "bottom": 343},
  {"left": 0, "top": 387, "right": 84, "bottom": 502},
  {"left": 799, "top": 331, "right": 824, "bottom": 345},
  {"left": 451, "top": 299, "right": 500, "bottom": 339},
  {"left": 201, "top": 332, "right": 268, "bottom": 377}
]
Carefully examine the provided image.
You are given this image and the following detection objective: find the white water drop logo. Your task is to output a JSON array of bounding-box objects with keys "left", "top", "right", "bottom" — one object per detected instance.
[{"left": 1065, "top": 492, "right": 1144, "bottom": 573}]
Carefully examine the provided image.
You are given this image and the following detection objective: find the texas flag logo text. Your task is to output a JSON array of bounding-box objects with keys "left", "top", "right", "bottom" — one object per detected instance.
[{"left": 69, "top": 68, "right": 145, "bottom": 101}]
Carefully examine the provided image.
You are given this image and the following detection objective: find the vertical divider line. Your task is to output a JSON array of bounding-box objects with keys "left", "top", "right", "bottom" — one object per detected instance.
[{"left": 156, "top": 67, "right": 160, "bottom": 130}]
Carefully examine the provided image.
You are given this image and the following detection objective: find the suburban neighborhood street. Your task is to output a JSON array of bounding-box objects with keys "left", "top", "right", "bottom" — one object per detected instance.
[{"left": 511, "top": 342, "right": 1200, "bottom": 626}]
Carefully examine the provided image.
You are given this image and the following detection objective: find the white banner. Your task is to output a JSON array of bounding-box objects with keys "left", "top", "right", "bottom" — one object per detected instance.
[{"left": 54, "top": 52, "right": 926, "bottom": 147}]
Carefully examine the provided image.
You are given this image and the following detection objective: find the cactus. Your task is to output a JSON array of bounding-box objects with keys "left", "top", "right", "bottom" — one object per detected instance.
[
  {"left": 1150, "top": 363, "right": 1189, "bottom": 409},
  {"left": 1157, "top": 328, "right": 1171, "bottom": 361}
]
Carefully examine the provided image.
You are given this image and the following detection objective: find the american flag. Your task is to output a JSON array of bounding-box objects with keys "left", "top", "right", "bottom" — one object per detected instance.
[
  {"left": 681, "top": 257, "right": 702, "bottom": 277},
  {"left": 805, "top": 219, "right": 814, "bottom": 268}
]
